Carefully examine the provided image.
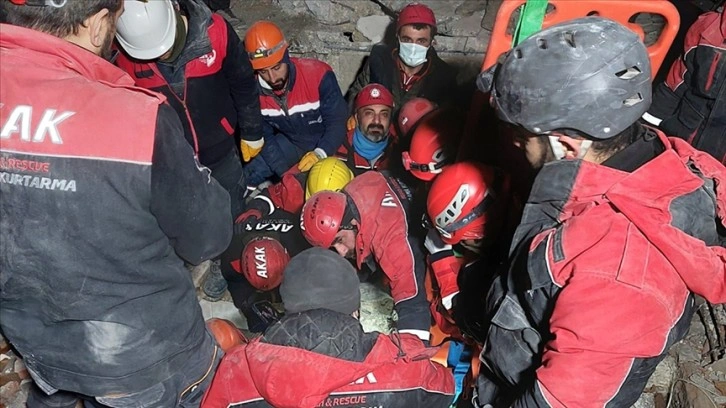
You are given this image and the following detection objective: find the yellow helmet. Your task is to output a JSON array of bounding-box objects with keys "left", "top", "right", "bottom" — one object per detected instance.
[{"left": 305, "top": 157, "right": 355, "bottom": 200}]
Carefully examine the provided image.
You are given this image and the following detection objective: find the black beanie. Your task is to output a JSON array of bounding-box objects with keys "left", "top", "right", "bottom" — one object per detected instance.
[{"left": 280, "top": 247, "right": 361, "bottom": 315}]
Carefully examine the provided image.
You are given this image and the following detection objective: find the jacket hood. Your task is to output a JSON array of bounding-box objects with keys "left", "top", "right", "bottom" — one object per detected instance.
[
  {"left": 604, "top": 133, "right": 726, "bottom": 303},
  {"left": 541, "top": 130, "right": 726, "bottom": 303},
  {"left": 243, "top": 310, "right": 383, "bottom": 407},
  {"left": 0, "top": 24, "right": 133, "bottom": 86}
]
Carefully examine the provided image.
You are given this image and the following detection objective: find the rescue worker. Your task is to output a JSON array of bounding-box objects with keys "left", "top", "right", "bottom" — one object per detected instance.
[
  {"left": 221, "top": 226, "right": 298, "bottom": 333},
  {"left": 335, "top": 83, "right": 398, "bottom": 175},
  {"left": 223, "top": 158, "right": 353, "bottom": 332},
  {"left": 243, "top": 20, "right": 348, "bottom": 185},
  {"left": 300, "top": 171, "right": 430, "bottom": 342},
  {"left": 347, "top": 3, "right": 457, "bottom": 113},
  {"left": 400, "top": 107, "right": 464, "bottom": 223},
  {"left": 474, "top": 17, "right": 726, "bottom": 406},
  {"left": 423, "top": 162, "right": 516, "bottom": 404},
  {"left": 114, "top": 0, "right": 262, "bottom": 301},
  {"left": 424, "top": 161, "right": 513, "bottom": 342},
  {"left": 0, "top": 1, "right": 232, "bottom": 407},
  {"left": 202, "top": 248, "right": 455, "bottom": 408},
  {"left": 115, "top": 0, "right": 261, "bottom": 215},
  {"left": 235, "top": 156, "right": 354, "bottom": 227},
  {"left": 402, "top": 107, "right": 463, "bottom": 182},
  {"left": 644, "top": 6, "right": 726, "bottom": 163}
]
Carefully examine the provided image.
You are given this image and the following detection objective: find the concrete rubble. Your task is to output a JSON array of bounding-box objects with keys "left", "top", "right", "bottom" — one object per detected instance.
[
  {"left": 0, "top": 1, "right": 720, "bottom": 406},
  {"left": 229, "top": 0, "right": 500, "bottom": 92},
  {"left": 3, "top": 282, "right": 724, "bottom": 407}
]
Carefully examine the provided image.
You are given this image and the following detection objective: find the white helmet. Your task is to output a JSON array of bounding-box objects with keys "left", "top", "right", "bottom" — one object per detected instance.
[{"left": 115, "top": 0, "right": 177, "bottom": 60}]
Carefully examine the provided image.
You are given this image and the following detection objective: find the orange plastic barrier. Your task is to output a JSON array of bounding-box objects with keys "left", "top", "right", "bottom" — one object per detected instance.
[
  {"left": 481, "top": 0, "right": 681, "bottom": 76},
  {"left": 459, "top": 0, "right": 681, "bottom": 163}
]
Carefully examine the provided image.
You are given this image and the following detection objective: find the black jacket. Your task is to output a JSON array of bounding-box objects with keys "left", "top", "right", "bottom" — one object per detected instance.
[
  {"left": 115, "top": 0, "right": 262, "bottom": 166},
  {"left": 347, "top": 43, "right": 458, "bottom": 112}
]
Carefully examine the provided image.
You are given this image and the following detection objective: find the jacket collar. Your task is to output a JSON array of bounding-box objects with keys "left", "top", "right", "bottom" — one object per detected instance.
[
  {"left": 160, "top": 0, "right": 213, "bottom": 69},
  {"left": 512, "top": 128, "right": 668, "bottom": 257}
]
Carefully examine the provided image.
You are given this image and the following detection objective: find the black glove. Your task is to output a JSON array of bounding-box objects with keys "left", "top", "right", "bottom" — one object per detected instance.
[{"left": 241, "top": 300, "right": 282, "bottom": 333}]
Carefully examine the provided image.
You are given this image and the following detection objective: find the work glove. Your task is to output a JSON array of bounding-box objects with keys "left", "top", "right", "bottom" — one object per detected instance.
[
  {"left": 297, "top": 148, "right": 327, "bottom": 172},
  {"left": 240, "top": 138, "right": 264, "bottom": 162},
  {"left": 233, "top": 208, "right": 262, "bottom": 235},
  {"left": 241, "top": 300, "right": 283, "bottom": 333}
]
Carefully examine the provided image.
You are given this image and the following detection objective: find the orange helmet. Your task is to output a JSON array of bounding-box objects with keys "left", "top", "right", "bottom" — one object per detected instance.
[
  {"left": 206, "top": 318, "right": 247, "bottom": 352},
  {"left": 245, "top": 21, "right": 287, "bottom": 70}
]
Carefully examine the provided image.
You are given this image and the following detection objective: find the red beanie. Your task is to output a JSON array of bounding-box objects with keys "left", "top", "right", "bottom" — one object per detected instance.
[{"left": 397, "top": 3, "right": 436, "bottom": 29}]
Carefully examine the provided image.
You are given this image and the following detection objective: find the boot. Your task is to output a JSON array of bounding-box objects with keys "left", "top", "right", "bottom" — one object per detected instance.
[{"left": 202, "top": 259, "right": 227, "bottom": 302}]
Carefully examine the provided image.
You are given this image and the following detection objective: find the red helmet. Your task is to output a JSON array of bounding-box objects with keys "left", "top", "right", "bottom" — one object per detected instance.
[
  {"left": 402, "top": 109, "right": 463, "bottom": 181},
  {"left": 355, "top": 83, "right": 394, "bottom": 110},
  {"left": 426, "top": 162, "right": 500, "bottom": 245},
  {"left": 300, "top": 191, "right": 347, "bottom": 248},
  {"left": 240, "top": 236, "right": 290, "bottom": 291},
  {"left": 398, "top": 97, "right": 437, "bottom": 137},
  {"left": 397, "top": 3, "right": 436, "bottom": 30}
]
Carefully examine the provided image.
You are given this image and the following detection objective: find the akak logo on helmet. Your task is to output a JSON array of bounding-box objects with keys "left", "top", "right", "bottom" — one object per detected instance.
[{"left": 254, "top": 246, "right": 268, "bottom": 278}]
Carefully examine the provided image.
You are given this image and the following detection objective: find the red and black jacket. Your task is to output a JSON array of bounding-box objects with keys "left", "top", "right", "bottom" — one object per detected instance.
[
  {"left": 343, "top": 171, "right": 430, "bottom": 341},
  {"left": 476, "top": 129, "right": 726, "bottom": 407},
  {"left": 0, "top": 24, "right": 231, "bottom": 396},
  {"left": 202, "top": 309, "right": 454, "bottom": 408},
  {"left": 116, "top": 0, "right": 261, "bottom": 167},
  {"left": 646, "top": 10, "right": 726, "bottom": 163}
]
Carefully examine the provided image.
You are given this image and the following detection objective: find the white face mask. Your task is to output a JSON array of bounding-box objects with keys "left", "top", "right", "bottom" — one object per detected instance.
[
  {"left": 398, "top": 42, "right": 429, "bottom": 67},
  {"left": 548, "top": 136, "right": 592, "bottom": 160}
]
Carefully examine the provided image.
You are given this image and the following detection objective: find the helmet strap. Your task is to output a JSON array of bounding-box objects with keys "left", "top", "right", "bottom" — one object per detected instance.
[{"left": 340, "top": 193, "right": 359, "bottom": 230}]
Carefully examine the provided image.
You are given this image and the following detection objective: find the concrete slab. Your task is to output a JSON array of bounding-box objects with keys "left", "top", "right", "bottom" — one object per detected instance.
[{"left": 200, "top": 299, "right": 248, "bottom": 329}]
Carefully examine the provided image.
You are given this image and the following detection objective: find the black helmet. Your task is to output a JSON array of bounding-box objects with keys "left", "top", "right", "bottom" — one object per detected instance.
[{"left": 480, "top": 17, "right": 651, "bottom": 139}]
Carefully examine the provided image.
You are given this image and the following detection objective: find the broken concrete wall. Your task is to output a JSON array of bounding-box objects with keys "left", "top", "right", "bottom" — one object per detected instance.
[{"left": 228, "top": 0, "right": 500, "bottom": 93}]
